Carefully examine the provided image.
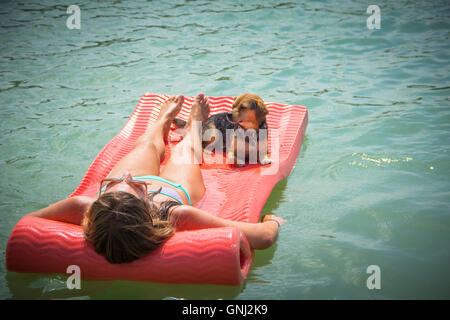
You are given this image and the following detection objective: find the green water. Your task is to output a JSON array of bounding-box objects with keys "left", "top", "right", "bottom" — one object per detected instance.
[{"left": 1, "top": 0, "right": 449, "bottom": 299}]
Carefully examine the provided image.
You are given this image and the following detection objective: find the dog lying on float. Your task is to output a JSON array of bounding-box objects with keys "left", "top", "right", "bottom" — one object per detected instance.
[{"left": 174, "top": 93, "right": 271, "bottom": 166}]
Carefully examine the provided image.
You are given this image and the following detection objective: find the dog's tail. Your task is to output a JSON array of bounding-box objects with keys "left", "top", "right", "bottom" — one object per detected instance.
[{"left": 172, "top": 118, "right": 187, "bottom": 129}]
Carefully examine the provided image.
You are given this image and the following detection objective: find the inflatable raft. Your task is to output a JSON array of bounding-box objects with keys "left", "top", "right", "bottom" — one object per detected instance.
[{"left": 6, "top": 93, "right": 308, "bottom": 286}]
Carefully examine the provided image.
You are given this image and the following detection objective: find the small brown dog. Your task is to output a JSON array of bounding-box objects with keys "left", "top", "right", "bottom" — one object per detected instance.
[{"left": 174, "top": 93, "right": 271, "bottom": 166}]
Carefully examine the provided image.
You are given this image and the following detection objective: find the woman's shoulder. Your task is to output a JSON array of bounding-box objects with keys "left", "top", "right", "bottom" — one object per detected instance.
[
  {"left": 167, "top": 204, "right": 191, "bottom": 225},
  {"left": 28, "top": 195, "right": 96, "bottom": 225},
  {"left": 72, "top": 195, "right": 96, "bottom": 211}
]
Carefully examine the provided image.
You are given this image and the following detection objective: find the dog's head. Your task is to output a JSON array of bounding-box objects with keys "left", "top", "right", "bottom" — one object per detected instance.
[{"left": 231, "top": 93, "right": 269, "bottom": 130}]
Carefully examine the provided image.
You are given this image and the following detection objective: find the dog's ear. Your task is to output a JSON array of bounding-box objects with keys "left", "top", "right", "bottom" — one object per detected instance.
[
  {"left": 257, "top": 99, "right": 269, "bottom": 116},
  {"left": 232, "top": 95, "right": 241, "bottom": 110},
  {"left": 262, "top": 103, "right": 269, "bottom": 116}
]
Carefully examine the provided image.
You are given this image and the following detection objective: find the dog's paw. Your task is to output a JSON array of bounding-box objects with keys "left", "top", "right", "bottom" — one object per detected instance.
[
  {"left": 227, "top": 153, "right": 246, "bottom": 167},
  {"left": 260, "top": 157, "right": 272, "bottom": 166},
  {"left": 168, "top": 131, "right": 183, "bottom": 142}
]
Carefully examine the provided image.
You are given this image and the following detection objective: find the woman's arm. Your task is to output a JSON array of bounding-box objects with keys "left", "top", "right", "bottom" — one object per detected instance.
[
  {"left": 28, "top": 196, "right": 94, "bottom": 225},
  {"left": 170, "top": 205, "right": 285, "bottom": 250}
]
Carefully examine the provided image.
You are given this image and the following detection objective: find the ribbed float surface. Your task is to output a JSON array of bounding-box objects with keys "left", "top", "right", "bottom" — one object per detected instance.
[{"left": 6, "top": 93, "right": 308, "bottom": 285}]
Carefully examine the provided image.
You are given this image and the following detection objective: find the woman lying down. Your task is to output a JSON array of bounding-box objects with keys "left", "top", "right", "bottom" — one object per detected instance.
[{"left": 30, "top": 94, "right": 285, "bottom": 264}]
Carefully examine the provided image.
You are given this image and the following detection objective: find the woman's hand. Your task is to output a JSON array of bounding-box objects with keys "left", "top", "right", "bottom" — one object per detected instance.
[
  {"left": 262, "top": 214, "right": 286, "bottom": 227},
  {"left": 257, "top": 214, "right": 286, "bottom": 249}
]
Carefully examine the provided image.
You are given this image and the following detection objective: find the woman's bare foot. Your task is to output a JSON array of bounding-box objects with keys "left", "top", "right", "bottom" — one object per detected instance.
[
  {"left": 186, "top": 93, "right": 210, "bottom": 128},
  {"left": 181, "top": 94, "right": 210, "bottom": 164},
  {"left": 157, "top": 95, "right": 184, "bottom": 138}
]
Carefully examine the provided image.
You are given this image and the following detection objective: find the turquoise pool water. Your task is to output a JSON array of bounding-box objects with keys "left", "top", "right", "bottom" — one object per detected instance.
[{"left": 0, "top": 0, "right": 449, "bottom": 299}]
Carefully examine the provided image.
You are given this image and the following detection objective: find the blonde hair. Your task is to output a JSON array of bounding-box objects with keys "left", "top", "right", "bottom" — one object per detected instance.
[{"left": 83, "top": 191, "right": 174, "bottom": 264}]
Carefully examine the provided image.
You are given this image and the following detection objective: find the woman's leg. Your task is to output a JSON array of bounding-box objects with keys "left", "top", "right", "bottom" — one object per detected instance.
[
  {"left": 107, "top": 95, "right": 184, "bottom": 178},
  {"left": 160, "top": 93, "right": 210, "bottom": 204}
]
